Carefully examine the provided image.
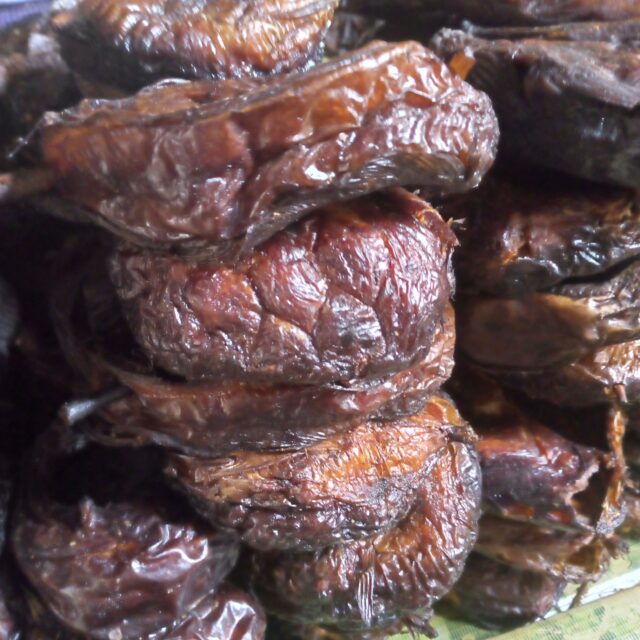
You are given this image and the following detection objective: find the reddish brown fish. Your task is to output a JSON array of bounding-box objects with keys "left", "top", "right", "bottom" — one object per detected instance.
[
  {"left": 26, "top": 41, "right": 497, "bottom": 255},
  {"left": 111, "top": 190, "right": 456, "bottom": 384},
  {"left": 251, "top": 434, "right": 480, "bottom": 636},
  {"left": 166, "top": 394, "right": 471, "bottom": 551}
]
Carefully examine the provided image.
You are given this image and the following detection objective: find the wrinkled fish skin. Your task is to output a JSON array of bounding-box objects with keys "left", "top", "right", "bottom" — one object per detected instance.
[
  {"left": 98, "top": 334, "right": 454, "bottom": 456},
  {"left": 443, "top": 172, "right": 640, "bottom": 296},
  {"left": 54, "top": 0, "right": 340, "bottom": 90},
  {"left": 166, "top": 394, "right": 471, "bottom": 552},
  {"left": 35, "top": 40, "right": 498, "bottom": 256},
  {"left": 476, "top": 516, "right": 622, "bottom": 583},
  {"left": 19, "top": 583, "right": 266, "bottom": 640},
  {"left": 446, "top": 554, "right": 566, "bottom": 630},
  {"left": 162, "top": 584, "right": 266, "bottom": 640},
  {"left": 111, "top": 190, "right": 456, "bottom": 384},
  {"left": 492, "top": 338, "right": 640, "bottom": 408},
  {"left": 251, "top": 433, "right": 481, "bottom": 636},
  {"left": 12, "top": 443, "right": 240, "bottom": 640},
  {"left": 55, "top": 253, "right": 455, "bottom": 455},
  {"left": 449, "top": 371, "right": 612, "bottom": 531},
  {"left": 475, "top": 418, "right": 602, "bottom": 529},
  {"left": 446, "top": 371, "right": 625, "bottom": 628},
  {"left": 456, "top": 259, "right": 640, "bottom": 370},
  {"left": 431, "top": 28, "right": 640, "bottom": 188},
  {"left": 14, "top": 503, "right": 236, "bottom": 639}
]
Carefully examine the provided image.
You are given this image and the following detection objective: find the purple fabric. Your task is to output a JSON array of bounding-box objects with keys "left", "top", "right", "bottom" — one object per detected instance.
[{"left": 0, "top": 1, "right": 50, "bottom": 29}]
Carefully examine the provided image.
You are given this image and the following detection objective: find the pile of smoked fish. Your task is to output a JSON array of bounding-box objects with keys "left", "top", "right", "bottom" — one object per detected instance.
[{"left": 0, "top": 0, "right": 638, "bottom": 638}]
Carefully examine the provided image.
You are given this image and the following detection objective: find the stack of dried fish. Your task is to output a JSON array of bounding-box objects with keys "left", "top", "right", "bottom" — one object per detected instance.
[
  {"left": 2, "top": 0, "right": 639, "bottom": 637},
  {"left": 446, "top": 370, "right": 625, "bottom": 627},
  {"left": 426, "top": 11, "right": 640, "bottom": 629},
  {"left": 0, "top": 1, "right": 503, "bottom": 638}
]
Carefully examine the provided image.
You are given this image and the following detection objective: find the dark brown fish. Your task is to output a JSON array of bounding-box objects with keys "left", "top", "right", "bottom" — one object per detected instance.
[
  {"left": 493, "top": 339, "right": 640, "bottom": 407},
  {"left": 446, "top": 554, "right": 566, "bottom": 629},
  {"left": 20, "top": 583, "right": 265, "bottom": 640},
  {"left": 456, "top": 259, "right": 640, "bottom": 370},
  {"left": 449, "top": 371, "right": 620, "bottom": 533},
  {"left": 431, "top": 28, "right": 640, "bottom": 188},
  {"left": 435, "top": 0, "right": 640, "bottom": 25},
  {"left": 55, "top": 251, "right": 455, "bottom": 455},
  {"left": 442, "top": 172, "right": 640, "bottom": 296},
  {"left": 12, "top": 442, "right": 239, "bottom": 640},
  {"left": 476, "top": 516, "right": 622, "bottom": 583}
]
